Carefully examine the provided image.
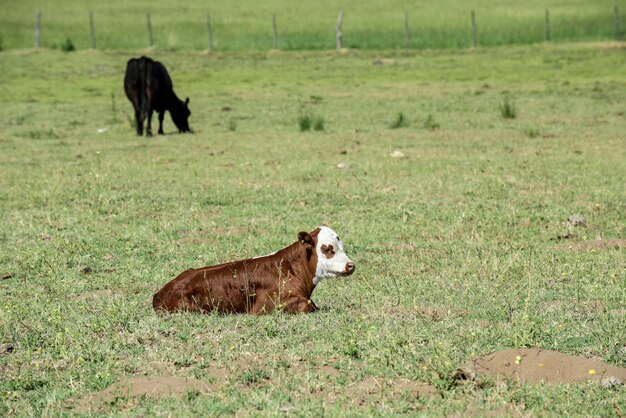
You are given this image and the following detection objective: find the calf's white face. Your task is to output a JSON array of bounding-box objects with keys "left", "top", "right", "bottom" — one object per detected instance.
[{"left": 313, "top": 226, "right": 355, "bottom": 285}]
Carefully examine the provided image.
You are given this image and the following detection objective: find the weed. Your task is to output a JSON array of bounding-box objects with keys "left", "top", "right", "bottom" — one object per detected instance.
[
  {"left": 110, "top": 93, "right": 119, "bottom": 123},
  {"left": 500, "top": 97, "right": 517, "bottom": 119},
  {"left": 241, "top": 368, "right": 270, "bottom": 384},
  {"left": 24, "top": 129, "right": 59, "bottom": 140},
  {"left": 525, "top": 128, "right": 540, "bottom": 138},
  {"left": 228, "top": 119, "right": 237, "bottom": 131},
  {"left": 390, "top": 112, "right": 408, "bottom": 129},
  {"left": 343, "top": 338, "right": 361, "bottom": 359},
  {"left": 59, "top": 38, "right": 75, "bottom": 52},
  {"left": 298, "top": 113, "right": 312, "bottom": 131},
  {"left": 423, "top": 113, "right": 440, "bottom": 130}
]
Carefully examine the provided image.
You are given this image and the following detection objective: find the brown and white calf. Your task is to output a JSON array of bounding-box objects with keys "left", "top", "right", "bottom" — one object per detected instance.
[{"left": 152, "top": 226, "right": 355, "bottom": 314}]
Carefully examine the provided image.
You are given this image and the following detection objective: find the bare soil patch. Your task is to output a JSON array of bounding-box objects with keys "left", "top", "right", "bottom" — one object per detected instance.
[
  {"left": 449, "top": 406, "right": 525, "bottom": 417},
  {"left": 345, "top": 376, "right": 436, "bottom": 406},
  {"left": 460, "top": 348, "right": 626, "bottom": 385},
  {"left": 556, "top": 239, "right": 626, "bottom": 251},
  {"left": 75, "top": 376, "right": 214, "bottom": 411},
  {"left": 317, "top": 365, "right": 340, "bottom": 377}
]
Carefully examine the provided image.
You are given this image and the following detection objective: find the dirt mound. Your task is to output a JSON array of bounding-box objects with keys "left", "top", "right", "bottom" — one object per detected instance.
[
  {"left": 461, "top": 348, "right": 626, "bottom": 385},
  {"left": 75, "top": 376, "right": 213, "bottom": 410},
  {"left": 346, "top": 376, "right": 436, "bottom": 405},
  {"left": 556, "top": 239, "right": 626, "bottom": 251}
]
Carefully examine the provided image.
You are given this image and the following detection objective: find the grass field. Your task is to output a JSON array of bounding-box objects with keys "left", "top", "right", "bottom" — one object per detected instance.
[
  {"left": 1, "top": 0, "right": 623, "bottom": 51},
  {"left": 1, "top": 42, "right": 626, "bottom": 415}
]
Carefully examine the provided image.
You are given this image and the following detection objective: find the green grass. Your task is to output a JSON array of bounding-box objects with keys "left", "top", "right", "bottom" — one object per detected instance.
[
  {"left": 0, "top": 0, "right": 622, "bottom": 50},
  {"left": 499, "top": 97, "right": 517, "bottom": 119},
  {"left": 0, "top": 43, "right": 626, "bottom": 415}
]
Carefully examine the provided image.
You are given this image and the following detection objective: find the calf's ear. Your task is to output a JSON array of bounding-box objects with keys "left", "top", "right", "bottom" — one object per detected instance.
[
  {"left": 297, "top": 231, "right": 314, "bottom": 249},
  {"left": 185, "top": 97, "right": 189, "bottom": 106}
]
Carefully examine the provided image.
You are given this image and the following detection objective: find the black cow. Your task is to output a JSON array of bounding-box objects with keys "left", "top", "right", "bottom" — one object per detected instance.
[{"left": 124, "top": 56, "right": 191, "bottom": 136}]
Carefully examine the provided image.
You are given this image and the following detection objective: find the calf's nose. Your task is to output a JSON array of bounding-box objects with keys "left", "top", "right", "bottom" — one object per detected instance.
[{"left": 345, "top": 261, "right": 355, "bottom": 272}]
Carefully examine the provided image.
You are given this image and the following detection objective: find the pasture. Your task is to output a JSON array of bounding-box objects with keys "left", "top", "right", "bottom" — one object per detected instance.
[{"left": 1, "top": 43, "right": 626, "bottom": 415}]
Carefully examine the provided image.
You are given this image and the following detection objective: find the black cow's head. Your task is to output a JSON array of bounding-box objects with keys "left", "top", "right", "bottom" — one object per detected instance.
[{"left": 171, "top": 97, "right": 191, "bottom": 133}]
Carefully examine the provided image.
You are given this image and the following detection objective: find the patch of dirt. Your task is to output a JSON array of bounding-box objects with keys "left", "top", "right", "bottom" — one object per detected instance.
[
  {"left": 393, "top": 378, "right": 437, "bottom": 397},
  {"left": 449, "top": 406, "right": 525, "bottom": 417},
  {"left": 0, "top": 272, "right": 14, "bottom": 280},
  {"left": 460, "top": 348, "right": 626, "bottom": 385},
  {"left": 345, "top": 376, "right": 436, "bottom": 406},
  {"left": 556, "top": 239, "right": 626, "bottom": 251},
  {"left": 73, "top": 290, "right": 119, "bottom": 301},
  {"left": 317, "top": 365, "right": 340, "bottom": 377},
  {"left": 74, "top": 376, "right": 213, "bottom": 411}
]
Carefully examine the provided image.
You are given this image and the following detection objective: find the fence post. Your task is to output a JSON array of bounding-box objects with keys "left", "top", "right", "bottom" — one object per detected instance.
[
  {"left": 545, "top": 8, "right": 551, "bottom": 42},
  {"left": 615, "top": 6, "right": 623, "bottom": 41},
  {"left": 272, "top": 13, "right": 278, "bottom": 49},
  {"left": 404, "top": 11, "right": 409, "bottom": 48},
  {"left": 471, "top": 10, "right": 477, "bottom": 48},
  {"left": 336, "top": 11, "right": 344, "bottom": 49},
  {"left": 206, "top": 14, "right": 213, "bottom": 51},
  {"left": 35, "top": 10, "right": 41, "bottom": 48},
  {"left": 89, "top": 11, "right": 96, "bottom": 49},
  {"left": 146, "top": 13, "right": 154, "bottom": 47}
]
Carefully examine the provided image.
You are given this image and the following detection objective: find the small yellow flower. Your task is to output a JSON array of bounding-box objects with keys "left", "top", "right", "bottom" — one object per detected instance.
[
  {"left": 515, "top": 355, "right": 522, "bottom": 365},
  {"left": 538, "top": 363, "right": 544, "bottom": 367},
  {"left": 588, "top": 369, "right": 596, "bottom": 375}
]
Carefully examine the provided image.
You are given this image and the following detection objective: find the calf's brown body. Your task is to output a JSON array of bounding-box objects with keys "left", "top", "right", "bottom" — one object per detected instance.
[{"left": 153, "top": 229, "right": 320, "bottom": 314}]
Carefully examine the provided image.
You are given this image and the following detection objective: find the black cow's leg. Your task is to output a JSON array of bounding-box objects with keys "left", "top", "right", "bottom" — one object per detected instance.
[
  {"left": 146, "top": 108, "right": 153, "bottom": 137},
  {"left": 134, "top": 108, "right": 143, "bottom": 136},
  {"left": 158, "top": 111, "right": 165, "bottom": 135}
]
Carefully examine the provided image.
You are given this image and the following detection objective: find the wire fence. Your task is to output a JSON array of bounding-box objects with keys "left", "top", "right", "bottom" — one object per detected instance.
[{"left": 19, "top": 6, "right": 626, "bottom": 52}]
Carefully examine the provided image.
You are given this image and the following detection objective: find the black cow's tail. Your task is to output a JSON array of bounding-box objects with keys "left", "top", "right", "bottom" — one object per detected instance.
[{"left": 139, "top": 57, "right": 149, "bottom": 122}]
